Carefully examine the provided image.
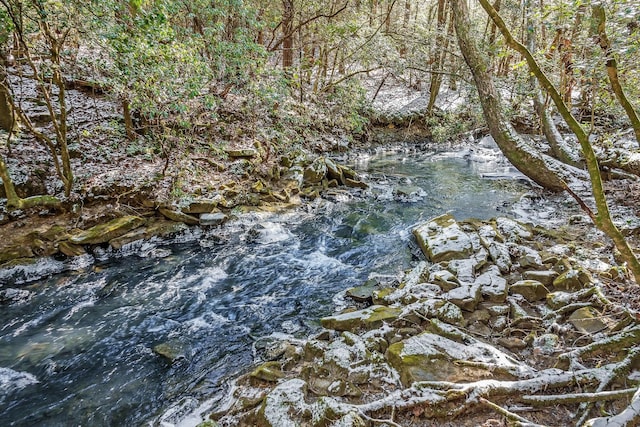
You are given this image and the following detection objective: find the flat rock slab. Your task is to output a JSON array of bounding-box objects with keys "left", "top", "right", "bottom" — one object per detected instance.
[
  {"left": 321, "top": 305, "right": 402, "bottom": 332},
  {"left": 70, "top": 216, "right": 145, "bottom": 245},
  {"left": 110, "top": 220, "right": 188, "bottom": 249},
  {"left": 413, "top": 214, "right": 473, "bottom": 263},
  {"left": 159, "top": 208, "right": 200, "bottom": 226},
  {"left": 475, "top": 266, "right": 507, "bottom": 302},
  {"left": 386, "top": 331, "right": 526, "bottom": 386},
  {"left": 444, "top": 283, "right": 482, "bottom": 311},
  {"left": 569, "top": 307, "right": 609, "bottom": 334}
]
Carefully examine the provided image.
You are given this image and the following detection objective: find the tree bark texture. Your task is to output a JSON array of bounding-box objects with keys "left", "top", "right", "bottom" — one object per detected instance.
[
  {"left": 282, "top": 0, "right": 294, "bottom": 69},
  {"left": 450, "top": 0, "right": 566, "bottom": 192},
  {"left": 592, "top": 4, "right": 640, "bottom": 145}
]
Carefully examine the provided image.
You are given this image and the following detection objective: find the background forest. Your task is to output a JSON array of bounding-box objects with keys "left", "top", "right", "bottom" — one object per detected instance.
[{"left": 1, "top": 0, "right": 639, "bottom": 199}]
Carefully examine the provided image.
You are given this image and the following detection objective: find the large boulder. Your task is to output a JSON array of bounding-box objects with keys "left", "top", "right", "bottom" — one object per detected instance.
[
  {"left": 413, "top": 214, "right": 473, "bottom": 263},
  {"left": 386, "top": 330, "right": 527, "bottom": 386}
]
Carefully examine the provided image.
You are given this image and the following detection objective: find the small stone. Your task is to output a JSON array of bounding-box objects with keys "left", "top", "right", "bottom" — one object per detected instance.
[
  {"left": 475, "top": 266, "right": 508, "bottom": 302},
  {"left": 226, "top": 148, "right": 258, "bottom": 158},
  {"left": 465, "top": 309, "right": 491, "bottom": 323},
  {"left": 320, "top": 305, "right": 402, "bottom": 332},
  {"left": 430, "top": 270, "right": 460, "bottom": 291},
  {"left": 510, "top": 280, "right": 550, "bottom": 302},
  {"left": 436, "top": 301, "right": 464, "bottom": 325},
  {"left": 497, "top": 337, "right": 527, "bottom": 350},
  {"left": 553, "top": 268, "right": 592, "bottom": 291},
  {"left": 569, "top": 307, "right": 608, "bottom": 334},
  {"left": 444, "top": 283, "right": 482, "bottom": 312},
  {"left": 372, "top": 287, "right": 396, "bottom": 305},
  {"left": 250, "top": 361, "right": 284, "bottom": 382},
  {"left": 518, "top": 246, "right": 543, "bottom": 269},
  {"left": 470, "top": 321, "right": 493, "bottom": 337},
  {"left": 182, "top": 199, "right": 221, "bottom": 214},
  {"left": 393, "top": 185, "right": 423, "bottom": 198},
  {"left": 153, "top": 341, "right": 186, "bottom": 363},
  {"left": 546, "top": 291, "right": 573, "bottom": 310},
  {"left": 344, "top": 178, "right": 368, "bottom": 189},
  {"left": 496, "top": 217, "right": 532, "bottom": 242},
  {"left": 523, "top": 270, "right": 558, "bottom": 286},
  {"left": 200, "top": 212, "right": 228, "bottom": 227},
  {"left": 345, "top": 281, "right": 378, "bottom": 302}
]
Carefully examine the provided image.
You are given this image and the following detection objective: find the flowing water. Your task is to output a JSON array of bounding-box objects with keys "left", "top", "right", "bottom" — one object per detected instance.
[{"left": 0, "top": 146, "right": 531, "bottom": 426}]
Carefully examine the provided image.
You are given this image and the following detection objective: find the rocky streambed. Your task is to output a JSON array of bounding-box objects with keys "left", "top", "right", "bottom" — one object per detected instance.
[{"left": 211, "top": 214, "right": 640, "bottom": 427}]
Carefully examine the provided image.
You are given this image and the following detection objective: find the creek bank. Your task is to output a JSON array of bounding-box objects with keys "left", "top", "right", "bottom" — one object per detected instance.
[
  {"left": 210, "top": 214, "right": 639, "bottom": 427},
  {"left": 0, "top": 155, "right": 367, "bottom": 285}
]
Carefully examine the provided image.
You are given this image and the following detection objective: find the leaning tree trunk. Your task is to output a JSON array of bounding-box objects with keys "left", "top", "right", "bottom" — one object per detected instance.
[
  {"left": 477, "top": 0, "right": 640, "bottom": 284},
  {"left": 450, "top": 0, "right": 568, "bottom": 192},
  {"left": 592, "top": 4, "right": 640, "bottom": 145},
  {"left": 0, "top": 61, "right": 16, "bottom": 132},
  {"left": 524, "top": 5, "right": 580, "bottom": 168}
]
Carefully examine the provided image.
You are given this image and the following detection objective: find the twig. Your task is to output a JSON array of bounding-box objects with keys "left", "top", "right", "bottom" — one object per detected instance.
[{"left": 480, "top": 397, "right": 546, "bottom": 426}]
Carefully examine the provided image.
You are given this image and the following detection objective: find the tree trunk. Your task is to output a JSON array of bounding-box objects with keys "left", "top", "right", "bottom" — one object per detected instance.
[
  {"left": 427, "top": 0, "right": 447, "bottom": 114},
  {"left": 592, "top": 4, "right": 640, "bottom": 145},
  {"left": 450, "top": 0, "right": 567, "bottom": 192},
  {"left": 0, "top": 56, "right": 17, "bottom": 132},
  {"left": 282, "top": 0, "right": 294, "bottom": 69},
  {"left": 525, "top": 6, "right": 580, "bottom": 168},
  {"left": 477, "top": 0, "right": 640, "bottom": 284}
]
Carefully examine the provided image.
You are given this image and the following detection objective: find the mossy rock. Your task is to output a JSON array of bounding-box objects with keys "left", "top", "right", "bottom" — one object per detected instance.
[
  {"left": 70, "top": 216, "right": 146, "bottom": 245},
  {"left": 58, "top": 241, "right": 87, "bottom": 257},
  {"left": 182, "top": 199, "right": 221, "bottom": 214},
  {"left": 110, "top": 220, "right": 188, "bottom": 249},
  {"left": 158, "top": 208, "right": 199, "bottom": 226},
  {"left": 413, "top": 214, "right": 473, "bottom": 263},
  {"left": 0, "top": 245, "right": 34, "bottom": 263},
  {"left": 385, "top": 332, "right": 522, "bottom": 386},
  {"left": 303, "top": 157, "right": 328, "bottom": 184},
  {"left": 569, "top": 307, "right": 609, "bottom": 334},
  {"left": 510, "top": 280, "right": 550, "bottom": 302},
  {"left": 553, "top": 268, "right": 592, "bottom": 291},
  {"left": 523, "top": 270, "right": 558, "bottom": 286},
  {"left": 345, "top": 280, "right": 379, "bottom": 302},
  {"left": 430, "top": 269, "right": 460, "bottom": 291},
  {"left": 320, "top": 305, "right": 402, "bottom": 332},
  {"left": 251, "top": 361, "right": 284, "bottom": 383},
  {"left": 226, "top": 148, "right": 258, "bottom": 158},
  {"left": 153, "top": 340, "right": 186, "bottom": 363}
]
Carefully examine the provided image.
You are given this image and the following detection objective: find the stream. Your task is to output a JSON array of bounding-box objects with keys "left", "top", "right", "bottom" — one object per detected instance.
[{"left": 0, "top": 145, "right": 533, "bottom": 426}]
